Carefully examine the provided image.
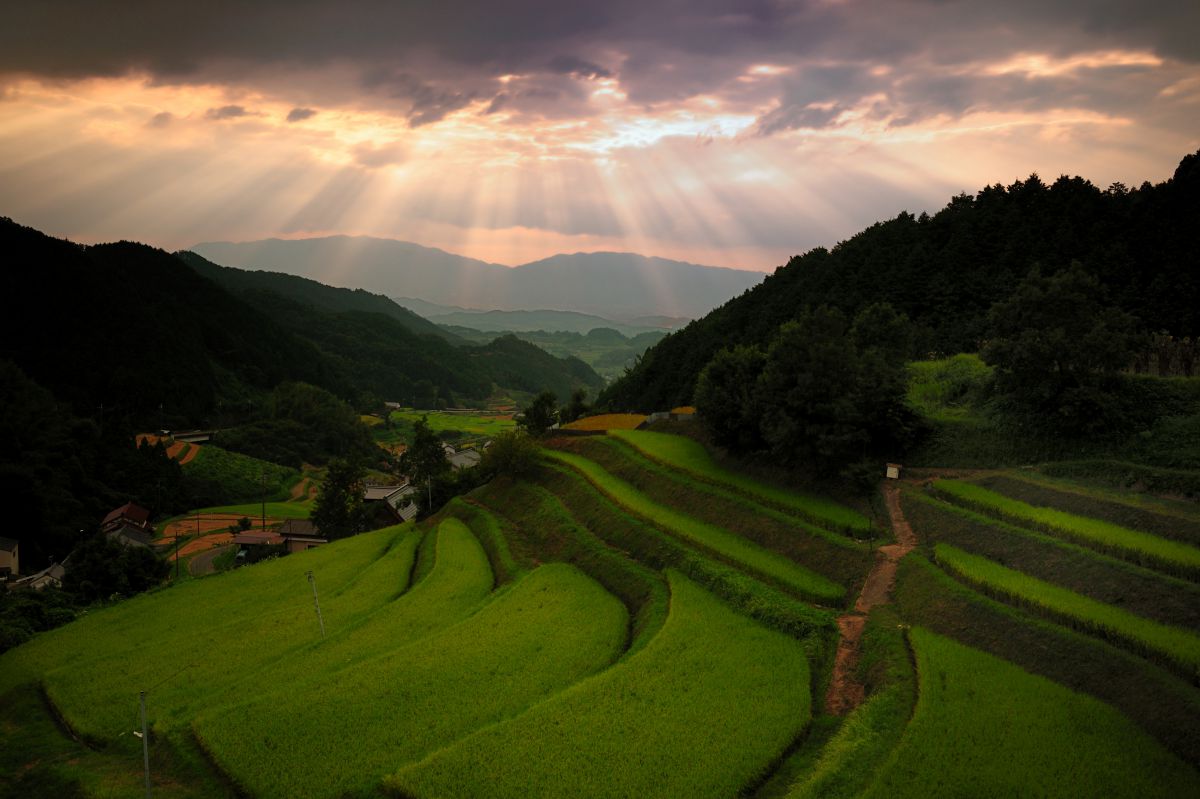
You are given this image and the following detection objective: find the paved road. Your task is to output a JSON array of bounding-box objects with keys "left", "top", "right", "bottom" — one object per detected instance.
[{"left": 189, "top": 544, "right": 235, "bottom": 576}]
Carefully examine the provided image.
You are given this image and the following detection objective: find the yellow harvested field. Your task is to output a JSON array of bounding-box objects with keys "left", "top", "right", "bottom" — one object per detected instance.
[
  {"left": 670, "top": 406, "right": 697, "bottom": 415},
  {"left": 563, "top": 414, "right": 647, "bottom": 431}
]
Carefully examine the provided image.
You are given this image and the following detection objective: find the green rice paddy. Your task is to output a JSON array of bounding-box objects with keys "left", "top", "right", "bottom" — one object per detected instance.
[
  {"left": 545, "top": 449, "right": 846, "bottom": 602},
  {"left": 935, "top": 543, "right": 1200, "bottom": 678},
  {"left": 388, "top": 570, "right": 811, "bottom": 799},
  {"left": 934, "top": 478, "right": 1200, "bottom": 574},
  {"left": 862, "top": 627, "right": 1200, "bottom": 798}
]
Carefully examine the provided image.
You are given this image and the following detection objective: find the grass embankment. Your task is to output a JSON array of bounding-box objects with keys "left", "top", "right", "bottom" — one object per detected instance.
[
  {"left": 436, "top": 497, "right": 522, "bottom": 586},
  {"left": 893, "top": 555, "right": 1200, "bottom": 764},
  {"left": 1038, "top": 459, "right": 1200, "bottom": 500},
  {"left": 975, "top": 472, "right": 1200, "bottom": 546},
  {"left": 387, "top": 571, "right": 811, "bottom": 799},
  {"left": 904, "top": 491, "right": 1200, "bottom": 631},
  {"left": 561, "top": 436, "right": 871, "bottom": 588},
  {"left": 935, "top": 543, "right": 1200, "bottom": 680},
  {"left": 537, "top": 464, "right": 833, "bottom": 643},
  {"left": 761, "top": 607, "right": 916, "bottom": 799},
  {"left": 933, "top": 479, "right": 1200, "bottom": 576},
  {"left": 861, "top": 628, "right": 1200, "bottom": 798},
  {"left": 1, "top": 526, "right": 412, "bottom": 738},
  {"left": 469, "top": 478, "right": 670, "bottom": 657},
  {"left": 610, "top": 429, "right": 871, "bottom": 537},
  {"left": 182, "top": 444, "right": 300, "bottom": 504},
  {"left": 198, "top": 562, "right": 628, "bottom": 799},
  {"left": 545, "top": 449, "right": 845, "bottom": 603}
]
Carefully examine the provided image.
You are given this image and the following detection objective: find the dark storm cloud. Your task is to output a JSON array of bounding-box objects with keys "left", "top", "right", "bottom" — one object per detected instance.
[
  {"left": 1, "top": 1, "right": 1196, "bottom": 130},
  {"left": 205, "top": 104, "right": 249, "bottom": 120},
  {"left": 286, "top": 107, "right": 317, "bottom": 122},
  {"left": 147, "top": 111, "right": 174, "bottom": 127}
]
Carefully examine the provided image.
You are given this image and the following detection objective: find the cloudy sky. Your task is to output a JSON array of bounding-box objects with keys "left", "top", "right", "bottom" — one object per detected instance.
[{"left": 1, "top": 1, "right": 1197, "bottom": 270}]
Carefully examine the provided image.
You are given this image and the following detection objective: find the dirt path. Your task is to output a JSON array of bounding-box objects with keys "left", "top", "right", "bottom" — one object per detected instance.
[
  {"left": 189, "top": 544, "right": 234, "bottom": 576},
  {"left": 824, "top": 484, "right": 917, "bottom": 716},
  {"left": 177, "top": 442, "right": 201, "bottom": 465}
]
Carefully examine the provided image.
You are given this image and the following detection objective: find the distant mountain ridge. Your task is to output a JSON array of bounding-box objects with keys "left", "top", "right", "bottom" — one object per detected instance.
[{"left": 191, "top": 236, "right": 764, "bottom": 319}]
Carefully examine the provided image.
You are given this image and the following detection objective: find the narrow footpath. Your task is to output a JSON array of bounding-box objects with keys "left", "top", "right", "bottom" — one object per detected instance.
[
  {"left": 824, "top": 484, "right": 917, "bottom": 715},
  {"left": 189, "top": 544, "right": 235, "bottom": 576}
]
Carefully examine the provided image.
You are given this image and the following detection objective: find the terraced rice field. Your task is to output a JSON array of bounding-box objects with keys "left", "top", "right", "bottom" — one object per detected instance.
[
  {"left": 612, "top": 429, "right": 872, "bottom": 536},
  {"left": 6, "top": 430, "right": 1200, "bottom": 797},
  {"left": 561, "top": 412, "right": 647, "bottom": 431},
  {"left": 933, "top": 478, "right": 1200, "bottom": 575},
  {"left": 861, "top": 628, "right": 1199, "bottom": 798}
]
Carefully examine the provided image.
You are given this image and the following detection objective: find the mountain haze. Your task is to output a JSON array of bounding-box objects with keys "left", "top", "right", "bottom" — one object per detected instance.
[{"left": 191, "top": 237, "right": 763, "bottom": 319}]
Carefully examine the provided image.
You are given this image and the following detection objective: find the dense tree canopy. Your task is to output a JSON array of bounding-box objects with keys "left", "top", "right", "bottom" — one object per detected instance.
[{"left": 602, "top": 151, "right": 1200, "bottom": 412}]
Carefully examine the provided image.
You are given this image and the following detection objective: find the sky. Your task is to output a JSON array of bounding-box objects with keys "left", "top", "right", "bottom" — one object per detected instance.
[{"left": 1, "top": 1, "right": 1197, "bottom": 271}]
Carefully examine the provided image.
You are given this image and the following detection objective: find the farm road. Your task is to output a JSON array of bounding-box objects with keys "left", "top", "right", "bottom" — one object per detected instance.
[
  {"left": 824, "top": 483, "right": 917, "bottom": 716},
  {"left": 190, "top": 544, "right": 234, "bottom": 576}
]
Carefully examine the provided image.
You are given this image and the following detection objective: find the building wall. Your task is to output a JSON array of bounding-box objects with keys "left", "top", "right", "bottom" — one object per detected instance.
[{"left": 0, "top": 545, "right": 17, "bottom": 575}]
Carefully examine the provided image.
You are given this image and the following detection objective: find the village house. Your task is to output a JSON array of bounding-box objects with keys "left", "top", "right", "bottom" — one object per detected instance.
[
  {"left": 363, "top": 482, "right": 418, "bottom": 522},
  {"left": 10, "top": 560, "right": 66, "bottom": 591},
  {"left": 101, "top": 502, "right": 154, "bottom": 548},
  {"left": 0, "top": 537, "right": 18, "bottom": 581},
  {"left": 278, "top": 519, "right": 328, "bottom": 553},
  {"left": 448, "top": 449, "right": 482, "bottom": 470}
]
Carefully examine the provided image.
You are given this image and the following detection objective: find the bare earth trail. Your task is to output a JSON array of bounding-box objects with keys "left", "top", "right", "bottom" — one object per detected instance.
[{"left": 824, "top": 484, "right": 918, "bottom": 715}]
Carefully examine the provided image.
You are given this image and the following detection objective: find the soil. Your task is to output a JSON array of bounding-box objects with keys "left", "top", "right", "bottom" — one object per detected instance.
[{"left": 824, "top": 483, "right": 917, "bottom": 716}]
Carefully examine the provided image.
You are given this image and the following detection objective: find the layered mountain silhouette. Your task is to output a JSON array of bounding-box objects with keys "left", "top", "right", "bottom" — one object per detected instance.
[{"left": 191, "top": 237, "right": 764, "bottom": 320}]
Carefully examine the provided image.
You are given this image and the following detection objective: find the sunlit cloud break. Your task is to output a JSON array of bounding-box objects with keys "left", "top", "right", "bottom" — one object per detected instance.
[{"left": 0, "top": 1, "right": 1197, "bottom": 271}]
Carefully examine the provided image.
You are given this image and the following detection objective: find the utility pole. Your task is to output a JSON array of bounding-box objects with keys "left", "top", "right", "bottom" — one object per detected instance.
[
  {"left": 307, "top": 571, "right": 325, "bottom": 638},
  {"left": 139, "top": 690, "right": 151, "bottom": 798},
  {"left": 260, "top": 470, "right": 266, "bottom": 532}
]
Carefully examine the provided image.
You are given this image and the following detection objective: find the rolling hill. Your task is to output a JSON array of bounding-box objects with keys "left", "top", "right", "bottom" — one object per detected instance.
[{"left": 191, "top": 236, "right": 763, "bottom": 320}]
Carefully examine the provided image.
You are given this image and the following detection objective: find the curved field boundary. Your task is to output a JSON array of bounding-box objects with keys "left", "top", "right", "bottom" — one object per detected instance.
[
  {"left": 468, "top": 479, "right": 670, "bottom": 659},
  {"left": 594, "top": 436, "right": 867, "bottom": 554},
  {"left": 610, "top": 429, "right": 870, "bottom": 536},
  {"left": 545, "top": 449, "right": 845, "bottom": 602},
  {"left": 196, "top": 563, "right": 628, "bottom": 799},
  {"left": 934, "top": 543, "right": 1200, "bottom": 681},
  {"left": 439, "top": 498, "right": 522, "bottom": 586},
  {"left": 387, "top": 570, "right": 812, "bottom": 799},
  {"left": 933, "top": 479, "right": 1200, "bottom": 577},
  {"left": 537, "top": 464, "right": 833, "bottom": 642},
  {"left": 905, "top": 491, "right": 1200, "bottom": 632},
  {"left": 976, "top": 472, "right": 1200, "bottom": 546},
  {"left": 861, "top": 628, "right": 1200, "bottom": 798},
  {"left": 26, "top": 527, "right": 406, "bottom": 740}
]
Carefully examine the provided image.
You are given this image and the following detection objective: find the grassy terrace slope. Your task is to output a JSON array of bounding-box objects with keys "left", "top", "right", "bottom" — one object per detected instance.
[
  {"left": 935, "top": 543, "right": 1200, "bottom": 680},
  {"left": 545, "top": 449, "right": 845, "bottom": 603},
  {"left": 934, "top": 479, "right": 1200, "bottom": 576},
  {"left": 197, "top": 563, "right": 627, "bottom": 799},
  {"left": 388, "top": 571, "right": 811, "bottom": 799},
  {"left": 612, "top": 429, "right": 871, "bottom": 536},
  {"left": 2, "top": 526, "right": 415, "bottom": 736},
  {"left": 863, "top": 628, "right": 1200, "bottom": 798}
]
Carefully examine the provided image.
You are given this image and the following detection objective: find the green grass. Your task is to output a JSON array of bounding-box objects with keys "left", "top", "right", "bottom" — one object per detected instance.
[
  {"left": 610, "top": 429, "right": 871, "bottom": 536},
  {"left": 904, "top": 490, "right": 1200, "bottom": 631},
  {"left": 545, "top": 449, "right": 846, "bottom": 603},
  {"left": 905, "top": 354, "right": 992, "bottom": 422},
  {"left": 862, "top": 627, "right": 1200, "bottom": 798},
  {"left": 893, "top": 554, "right": 1200, "bottom": 764},
  {"left": 935, "top": 543, "right": 1200, "bottom": 679},
  {"left": 377, "top": 409, "right": 515, "bottom": 446},
  {"left": 470, "top": 478, "right": 670, "bottom": 658},
  {"left": 536, "top": 464, "right": 834, "bottom": 643},
  {"left": 2, "top": 526, "right": 412, "bottom": 738},
  {"left": 783, "top": 608, "right": 916, "bottom": 799},
  {"left": 187, "top": 502, "right": 312, "bottom": 519},
  {"left": 934, "top": 478, "right": 1200, "bottom": 576},
  {"left": 437, "top": 497, "right": 522, "bottom": 586},
  {"left": 196, "top": 562, "right": 627, "bottom": 799},
  {"left": 567, "top": 436, "right": 871, "bottom": 587},
  {"left": 182, "top": 444, "right": 299, "bottom": 504},
  {"left": 975, "top": 472, "right": 1200, "bottom": 546},
  {"left": 1038, "top": 459, "right": 1200, "bottom": 501},
  {"left": 387, "top": 570, "right": 811, "bottom": 799}
]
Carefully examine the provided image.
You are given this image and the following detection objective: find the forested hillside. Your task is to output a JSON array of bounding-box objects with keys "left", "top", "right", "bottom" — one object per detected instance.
[
  {"left": 603, "top": 151, "right": 1200, "bottom": 411},
  {"left": 0, "top": 219, "right": 603, "bottom": 425}
]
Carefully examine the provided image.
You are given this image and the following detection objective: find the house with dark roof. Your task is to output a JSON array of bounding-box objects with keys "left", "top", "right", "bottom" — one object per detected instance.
[
  {"left": 364, "top": 482, "right": 418, "bottom": 523},
  {"left": 0, "top": 537, "right": 18, "bottom": 581},
  {"left": 101, "top": 502, "right": 155, "bottom": 548},
  {"left": 10, "top": 560, "right": 66, "bottom": 591},
  {"left": 279, "top": 519, "right": 328, "bottom": 553}
]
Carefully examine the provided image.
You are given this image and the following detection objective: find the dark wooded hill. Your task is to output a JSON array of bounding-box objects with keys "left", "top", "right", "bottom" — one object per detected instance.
[{"left": 602, "top": 151, "right": 1200, "bottom": 411}]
